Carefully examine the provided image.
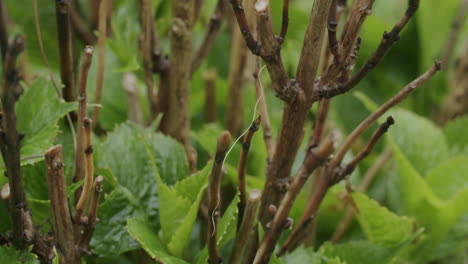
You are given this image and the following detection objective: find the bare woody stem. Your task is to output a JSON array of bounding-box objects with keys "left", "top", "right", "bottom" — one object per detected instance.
[
  {"left": 341, "top": 116, "right": 394, "bottom": 176},
  {"left": 75, "top": 118, "right": 94, "bottom": 224},
  {"left": 331, "top": 148, "right": 392, "bottom": 243},
  {"left": 319, "top": 0, "right": 420, "bottom": 99},
  {"left": 88, "top": 0, "right": 100, "bottom": 30},
  {"left": 123, "top": 73, "right": 143, "bottom": 125},
  {"left": 0, "top": 0, "right": 8, "bottom": 62},
  {"left": 91, "top": 0, "right": 110, "bottom": 127},
  {"left": 69, "top": 7, "right": 97, "bottom": 45},
  {"left": 296, "top": 0, "right": 331, "bottom": 96},
  {"left": 0, "top": 35, "right": 31, "bottom": 248},
  {"left": 191, "top": 0, "right": 225, "bottom": 74},
  {"left": 253, "top": 60, "right": 274, "bottom": 162},
  {"left": 230, "top": 189, "right": 261, "bottom": 264},
  {"left": 255, "top": 0, "right": 292, "bottom": 102},
  {"left": 257, "top": 0, "right": 330, "bottom": 228},
  {"left": 229, "top": 0, "right": 259, "bottom": 54},
  {"left": 161, "top": 0, "right": 197, "bottom": 171},
  {"left": 254, "top": 137, "right": 335, "bottom": 264},
  {"left": 330, "top": 61, "right": 440, "bottom": 168},
  {"left": 45, "top": 145, "right": 76, "bottom": 263},
  {"left": 277, "top": 0, "right": 289, "bottom": 44},
  {"left": 78, "top": 175, "right": 103, "bottom": 252},
  {"left": 237, "top": 116, "right": 261, "bottom": 228},
  {"left": 226, "top": 0, "right": 254, "bottom": 137},
  {"left": 311, "top": 99, "right": 331, "bottom": 146},
  {"left": 55, "top": 0, "right": 75, "bottom": 102},
  {"left": 207, "top": 131, "right": 231, "bottom": 264},
  {"left": 74, "top": 46, "right": 93, "bottom": 201},
  {"left": 203, "top": 69, "right": 217, "bottom": 123},
  {"left": 139, "top": 0, "right": 158, "bottom": 121},
  {"left": 440, "top": 0, "right": 468, "bottom": 68},
  {"left": 279, "top": 118, "right": 394, "bottom": 254}
]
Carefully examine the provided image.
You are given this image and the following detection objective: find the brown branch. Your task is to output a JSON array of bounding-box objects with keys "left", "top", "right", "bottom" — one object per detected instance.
[
  {"left": 327, "top": 0, "right": 340, "bottom": 63},
  {"left": 255, "top": 0, "right": 292, "bottom": 102},
  {"left": 330, "top": 61, "right": 440, "bottom": 168},
  {"left": 123, "top": 73, "right": 143, "bottom": 125},
  {"left": 226, "top": 0, "right": 255, "bottom": 137},
  {"left": 277, "top": 0, "right": 290, "bottom": 44},
  {"left": 75, "top": 118, "right": 94, "bottom": 224},
  {"left": 253, "top": 60, "right": 274, "bottom": 162},
  {"left": 0, "top": 35, "right": 31, "bottom": 248},
  {"left": 440, "top": 0, "right": 468, "bottom": 69},
  {"left": 78, "top": 175, "right": 103, "bottom": 252},
  {"left": 254, "top": 137, "right": 335, "bottom": 264},
  {"left": 69, "top": 7, "right": 97, "bottom": 45},
  {"left": 138, "top": 0, "right": 158, "bottom": 122},
  {"left": 203, "top": 69, "right": 218, "bottom": 123},
  {"left": 296, "top": 0, "right": 332, "bottom": 96},
  {"left": 311, "top": 99, "right": 331, "bottom": 147},
  {"left": 331, "top": 148, "right": 392, "bottom": 243},
  {"left": 230, "top": 189, "right": 261, "bottom": 264},
  {"left": 88, "top": 0, "right": 99, "bottom": 30},
  {"left": 207, "top": 131, "right": 231, "bottom": 264},
  {"left": 35, "top": 0, "right": 77, "bottom": 154},
  {"left": 341, "top": 117, "right": 394, "bottom": 176},
  {"left": 191, "top": 0, "right": 225, "bottom": 74},
  {"left": 44, "top": 145, "right": 76, "bottom": 263},
  {"left": 229, "top": 0, "right": 259, "bottom": 54},
  {"left": 74, "top": 46, "right": 93, "bottom": 201},
  {"left": 161, "top": 0, "right": 197, "bottom": 171},
  {"left": 0, "top": 0, "right": 8, "bottom": 62},
  {"left": 55, "top": 0, "right": 75, "bottom": 102},
  {"left": 280, "top": 119, "right": 393, "bottom": 253},
  {"left": 257, "top": 0, "right": 331, "bottom": 229},
  {"left": 319, "top": 0, "right": 420, "bottom": 99},
  {"left": 91, "top": 0, "right": 110, "bottom": 127},
  {"left": 237, "top": 116, "right": 261, "bottom": 228}
]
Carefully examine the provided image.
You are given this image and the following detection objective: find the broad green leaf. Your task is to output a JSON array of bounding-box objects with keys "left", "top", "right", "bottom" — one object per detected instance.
[
  {"left": 389, "top": 141, "right": 468, "bottom": 263},
  {"left": 91, "top": 189, "right": 140, "bottom": 257},
  {"left": 8, "top": 78, "right": 76, "bottom": 167},
  {"left": 94, "top": 122, "right": 188, "bottom": 257},
  {"left": 426, "top": 156, "right": 468, "bottom": 201},
  {"left": 388, "top": 109, "right": 448, "bottom": 175},
  {"left": 127, "top": 218, "right": 188, "bottom": 264},
  {"left": 352, "top": 192, "right": 414, "bottom": 247},
  {"left": 145, "top": 139, "right": 210, "bottom": 257},
  {"left": 321, "top": 241, "right": 399, "bottom": 264},
  {"left": 443, "top": 116, "right": 468, "bottom": 156},
  {"left": 217, "top": 194, "right": 240, "bottom": 247},
  {"left": 0, "top": 246, "right": 38, "bottom": 264}
]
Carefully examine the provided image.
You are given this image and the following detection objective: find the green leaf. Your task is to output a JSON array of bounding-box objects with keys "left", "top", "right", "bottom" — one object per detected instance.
[
  {"left": 91, "top": 189, "right": 140, "bottom": 257},
  {"left": 93, "top": 123, "right": 177, "bottom": 257},
  {"left": 8, "top": 77, "right": 76, "bottom": 168},
  {"left": 145, "top": 138, "right": 210, "bottom": 257},
  {"left": 127, "top": 218, "right": 189, "bottom": 264},
  {"left": 217, "top": 194, "right": 240, "bottom": 247},
  {"left": 352, "top": 192, "right": 414, "bottom": 247},
  {"left": 321, "top": 241, "right": 398, "bottom": 264},
  {"left": 389, "top": 141, "right": 468, "bottom": 263},
  {"left": 387, "top": 109, "right": 448, "bottom": 175},
  {"left": 426, "top": 156, "right": 468, "bottom": 201},
  {"left": 0, "top": 245, "right": 38, "bottom": 263},
  {"left": 443, "top": 116, "right": 468, "bottom": 156}
]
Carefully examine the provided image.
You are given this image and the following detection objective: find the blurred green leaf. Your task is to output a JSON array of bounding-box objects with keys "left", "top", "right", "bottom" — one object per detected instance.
[
  {"left": 0, "top": 245, "right": 38, "bottom": 264},
  {"left": 443, "top": 116, "right": 468, "bottom": 156}
]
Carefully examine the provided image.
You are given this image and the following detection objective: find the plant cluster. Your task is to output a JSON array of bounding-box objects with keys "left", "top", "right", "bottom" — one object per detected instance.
[{"left": 0, "top": 0, "right": 467, "bottom": 264}]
